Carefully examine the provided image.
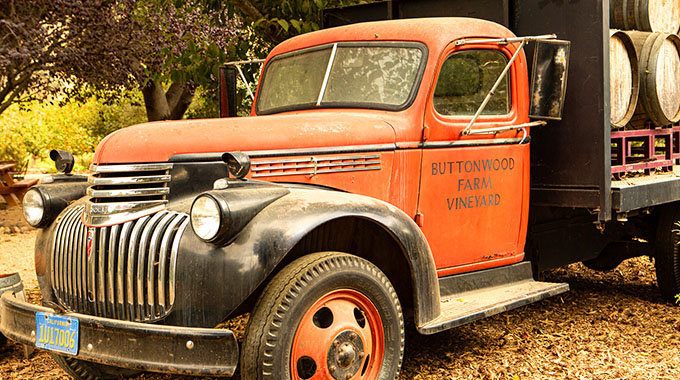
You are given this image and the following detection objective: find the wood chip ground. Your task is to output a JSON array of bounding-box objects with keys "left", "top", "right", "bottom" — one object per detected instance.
[{"left": 1, "top": 202, "right": 678, "bottom": 379}]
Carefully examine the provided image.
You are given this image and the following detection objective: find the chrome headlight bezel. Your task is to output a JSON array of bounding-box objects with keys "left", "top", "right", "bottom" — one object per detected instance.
[
  {"left": 190, "top": 194, "right": 230, "bottom": 242},
  {"left": 22, "top": 188, "right": 46, "bottom": 227}
]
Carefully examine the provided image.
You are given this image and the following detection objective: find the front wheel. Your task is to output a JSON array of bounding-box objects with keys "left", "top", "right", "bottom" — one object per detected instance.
[{"left": 241, "top": 252, "right": 404, "bottom": 380}]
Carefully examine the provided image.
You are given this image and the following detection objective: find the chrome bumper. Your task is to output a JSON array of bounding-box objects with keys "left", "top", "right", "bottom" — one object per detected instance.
[{"left": 0, "top": 293, "right": 238, "bottom": 377}]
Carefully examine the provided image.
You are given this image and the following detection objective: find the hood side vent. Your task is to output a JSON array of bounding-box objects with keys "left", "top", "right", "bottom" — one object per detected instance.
[{"left": 251, "top": 154, "right": 381, "bottom": 178}]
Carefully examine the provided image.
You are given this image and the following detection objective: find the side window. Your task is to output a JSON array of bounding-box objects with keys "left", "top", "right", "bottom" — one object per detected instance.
[{"left": 433, "top": 49, "right": 511, "bottom": 116}]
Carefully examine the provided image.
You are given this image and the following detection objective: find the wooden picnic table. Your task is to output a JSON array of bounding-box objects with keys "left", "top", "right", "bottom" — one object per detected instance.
[{"left": 0, "top": 163, "right": 38, "bottom": 207}]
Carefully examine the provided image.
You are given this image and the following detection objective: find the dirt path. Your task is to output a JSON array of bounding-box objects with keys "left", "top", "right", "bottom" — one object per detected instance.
[{"left": 1, "top": 203, "right": 679, "bottom": 379}]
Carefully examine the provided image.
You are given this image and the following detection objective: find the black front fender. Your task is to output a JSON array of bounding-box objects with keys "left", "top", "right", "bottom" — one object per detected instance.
[{"left": 169, "top": 188, "right": 440, "bottom": 329}]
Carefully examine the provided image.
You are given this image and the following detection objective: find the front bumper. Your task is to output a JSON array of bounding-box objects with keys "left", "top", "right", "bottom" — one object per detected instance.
[{"left": 0, "top": 293, "right": 239, "bottom": 377}]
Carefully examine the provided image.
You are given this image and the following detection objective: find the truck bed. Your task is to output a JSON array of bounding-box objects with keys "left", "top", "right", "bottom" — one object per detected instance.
[{"left": 612, "top": 168, "right": 680, "bottom": 213}]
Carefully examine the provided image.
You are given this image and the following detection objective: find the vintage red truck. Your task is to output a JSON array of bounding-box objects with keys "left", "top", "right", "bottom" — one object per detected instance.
[{"left": 3, "top": 2, "right": 680, "bottom": 380}]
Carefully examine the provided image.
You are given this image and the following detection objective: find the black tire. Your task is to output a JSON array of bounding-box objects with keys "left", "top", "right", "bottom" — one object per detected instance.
[
  {"left": 51, "top": 354, "right": 140, "bottom": 380},
  {"left": 655, "top": 204, "right": 680, "bottom": 302},
  {"left": 241, "top": 252, "right": 404, "bottom": 380}
]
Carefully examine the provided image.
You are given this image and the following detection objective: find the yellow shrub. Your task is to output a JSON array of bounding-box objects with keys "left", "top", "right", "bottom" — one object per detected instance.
[{"left": 0, "top": 96, "right": 146, "bottom": 171}]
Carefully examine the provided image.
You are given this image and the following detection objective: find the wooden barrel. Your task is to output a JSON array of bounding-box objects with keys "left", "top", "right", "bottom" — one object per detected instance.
[
  {"left": 624, "top": 31, "right": 680, "bottom": 127},
  {"left": 611, "top": 0, "right": 680, "bottom": 33},
  {"left": 610, "top": 30, "right": 639, "bottom": 128}
]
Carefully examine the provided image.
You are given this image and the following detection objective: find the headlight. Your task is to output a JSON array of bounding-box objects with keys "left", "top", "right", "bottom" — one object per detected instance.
[
  {"left": 22, "top": 189, "right": 45, "bottom": 227},
  {"left": 19, "top": 181, "right": 89, "bottom": 228},
  {"left": 191, "top": 195, "right": 224, "bottom": 241},
  {"left": 190, "top": 185, "right": 289, "bottom": 245}
]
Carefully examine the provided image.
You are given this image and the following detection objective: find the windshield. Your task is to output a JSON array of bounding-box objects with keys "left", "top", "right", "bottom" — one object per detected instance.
[{"left": 256, "top": 42, "right": 427, "bottom": 114}]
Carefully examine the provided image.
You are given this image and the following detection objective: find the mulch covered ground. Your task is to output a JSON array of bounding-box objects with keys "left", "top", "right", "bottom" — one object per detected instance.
[{"left": 1, "top": 201, "right": 678, "bottom": 379}]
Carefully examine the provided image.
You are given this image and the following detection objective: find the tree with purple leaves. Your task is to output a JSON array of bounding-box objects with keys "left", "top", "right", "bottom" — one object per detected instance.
[{"left": 1, "top": 0, "right": 239, "bottom": 121}]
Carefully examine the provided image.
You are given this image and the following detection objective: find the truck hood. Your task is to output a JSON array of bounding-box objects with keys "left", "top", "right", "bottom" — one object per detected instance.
[{"left": 92, "top": 111, "right": 397, "bottom": 164}]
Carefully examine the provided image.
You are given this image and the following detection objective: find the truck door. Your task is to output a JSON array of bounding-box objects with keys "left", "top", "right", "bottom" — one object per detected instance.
[{"left": 417, "top": 42, "right": 530, "bottom": 276}]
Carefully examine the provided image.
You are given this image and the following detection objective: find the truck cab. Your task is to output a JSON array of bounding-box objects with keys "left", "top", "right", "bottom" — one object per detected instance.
[{"left": 2, "top": 18, "right": 570, "bottom": 380}]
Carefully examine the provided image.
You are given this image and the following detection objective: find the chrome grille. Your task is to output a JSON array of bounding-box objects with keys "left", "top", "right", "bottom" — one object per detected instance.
[
  {"left": 51, "top": 206, "right": 189, "bottom": 322},
  {"left": 85, "top": 163, "right": 173, "bottom": 227}
]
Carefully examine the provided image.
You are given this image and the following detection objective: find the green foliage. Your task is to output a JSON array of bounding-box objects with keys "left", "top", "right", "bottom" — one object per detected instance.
[
  {"left": 227, "top": 0, "right": 369, "bottom": 61},
  {"left": 0, "top": 95, "right": 146, "bottom": 170},
  {"left": 185, "top": 89, "right": 220, "bottom": 119}
]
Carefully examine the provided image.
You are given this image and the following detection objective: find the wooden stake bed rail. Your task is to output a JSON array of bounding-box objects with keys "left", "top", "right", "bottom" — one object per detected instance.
[
  {"left": 611, "top": 126, "right": 680, "bottom": 175},
  {"left": 0, "top": 163, "right": 38, "bottom": 207}
]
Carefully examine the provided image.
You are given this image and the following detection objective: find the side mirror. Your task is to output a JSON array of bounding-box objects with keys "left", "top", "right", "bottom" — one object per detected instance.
[
  {"left": 219, "top": 66, "right": 238, "bottom": 118},
  {"left": 529, "top": 40, "right": 571, "bottom": 120}
]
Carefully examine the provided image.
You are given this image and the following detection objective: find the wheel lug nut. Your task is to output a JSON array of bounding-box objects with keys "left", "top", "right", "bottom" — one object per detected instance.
[
  {"left": 329, "top": 365, "right": 336, "bottom": 373},
  {"left": 333, "top": 341, "right": 340, "bottom": 347},
  {"left": 345, "top": 373, "right": 352, "bottom": 380},
  {"left": 359, "top": 351, "right": 365, "bottom": 359}
]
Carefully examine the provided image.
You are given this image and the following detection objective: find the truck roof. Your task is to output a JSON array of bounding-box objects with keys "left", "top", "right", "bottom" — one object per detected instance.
[{"left": 268, "top": 17, "right": 517, "bottom": 58}]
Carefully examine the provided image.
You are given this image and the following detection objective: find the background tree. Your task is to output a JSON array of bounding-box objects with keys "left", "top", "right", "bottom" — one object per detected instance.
[
  {"left": 228, "top": 0, "right": 370, "bottom": 52},
  {"left": 1, "top": 0, "right": 240, "bottom": 121},
  {"left": 63, "top": 0, "right": 240, "bottom": 121},
  {"left": 216, "top": 0, "right": 369, "bottom": 114},
  {"left": 0, "top": 0, "right": 77, "bottom": 115}
]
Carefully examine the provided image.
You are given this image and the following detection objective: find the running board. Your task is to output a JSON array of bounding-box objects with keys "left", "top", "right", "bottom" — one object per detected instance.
[{"left": 419, "top": 262, "right": 569, "bottom": 335}]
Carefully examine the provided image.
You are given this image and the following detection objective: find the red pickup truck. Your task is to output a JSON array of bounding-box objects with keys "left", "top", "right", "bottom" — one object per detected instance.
[{"left": 1, "top": 14, "right": 677, "bottom": 380}]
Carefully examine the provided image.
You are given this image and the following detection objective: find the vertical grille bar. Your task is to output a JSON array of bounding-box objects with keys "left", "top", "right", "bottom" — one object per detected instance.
[
  {"left": 52, "top": 207, "right": 184, "bottom": 322},
  {"left": 87, "top": 228, "right": 97, "bottom": 309},
  {"left": 97, "top": 225, "right": 108, "bottom": 315},
  {"left": 62, "top": 208, "right": 80, "bottom": 304},
  {"left": 81, "top": 224, "right": 91, "bottom": 313},
  {"left": 157, "top": 214, "right": 185, "bottom": 315},
  {"left": 59, "top": 208, "right": 72, "bottom": 305},
  {"left": 126, "top": 216, "right": 150, "bottom": 321},
  {"left": 107, "top": 225, "right": 120, "bottom": 319},
  {"left": 52, "top": 207, "right": 78, "bottom": 301},
  {"left": 147, "top": 212, "right": 175, "bottom": 318},
  {"left": 136, "top": 212, "right": 166, "bottom": 320},
  {"left": 117, "top": 222, "right": 132, "bottom": 320},
  {"left": 75, "top": 221, "right": 85, "bottom": 311},
  {"left": 64, "top": 209, "right": 79, "bottom": 307}
]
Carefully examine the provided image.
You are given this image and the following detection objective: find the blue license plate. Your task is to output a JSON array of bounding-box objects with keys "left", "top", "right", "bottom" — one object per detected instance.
[{"left": 35, "top": 312, "right": 79, "bottom": 355}]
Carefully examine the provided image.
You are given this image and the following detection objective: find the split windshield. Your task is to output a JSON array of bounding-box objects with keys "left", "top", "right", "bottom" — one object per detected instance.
[{"left": 256, "top": 42, "right": 426, "bottom": 114}]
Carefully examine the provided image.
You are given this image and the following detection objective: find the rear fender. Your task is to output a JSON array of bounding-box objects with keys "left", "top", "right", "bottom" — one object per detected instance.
[{"left": 170, "top": 188, "right": 440, "bottom": 328}]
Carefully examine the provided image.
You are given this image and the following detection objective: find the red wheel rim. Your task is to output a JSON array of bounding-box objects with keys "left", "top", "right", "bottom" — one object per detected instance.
[{"left": 291, "top": 289, "right": 385, "bottom": 380}]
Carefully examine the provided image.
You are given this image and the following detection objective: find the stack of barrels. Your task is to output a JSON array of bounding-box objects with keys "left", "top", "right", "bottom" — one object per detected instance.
[{"left": 610, "top": 0, "right": 680, "bottom": 129}]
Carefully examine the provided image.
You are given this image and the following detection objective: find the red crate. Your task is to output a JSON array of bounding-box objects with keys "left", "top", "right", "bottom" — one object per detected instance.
[{"left": 611, "top": 126, "right": 680, "bottom": 175}]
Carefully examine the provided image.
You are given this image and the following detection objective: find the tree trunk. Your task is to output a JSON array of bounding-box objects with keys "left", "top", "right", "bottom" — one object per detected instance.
[
  {"left": 141, "top": 80, "right": 193, "bottom": 121},
  {"left": 141, "top": 81, "right": 169, "bottom": 121}
]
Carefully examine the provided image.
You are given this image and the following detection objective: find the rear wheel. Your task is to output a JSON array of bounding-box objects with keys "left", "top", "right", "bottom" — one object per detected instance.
[
  {"left": 241, "top": 252, "right": 404, "bottom": 380},
  {"left": 655, "top": 204, "right": 680, "bottom": 302},
  {"left": 51, "top": 354, "right": 140, "bottom": 380}
]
